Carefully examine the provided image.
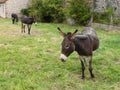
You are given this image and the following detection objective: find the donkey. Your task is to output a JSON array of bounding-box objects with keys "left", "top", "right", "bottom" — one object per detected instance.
[
  {"left": 21, "top": 16, "right": 37, "bottom": 35},
  {"left": 57, "top": 27, "right": 99, "bottom": 79},
  {"left": 11, "top": 13, "right": 18, "bottom": 24}
]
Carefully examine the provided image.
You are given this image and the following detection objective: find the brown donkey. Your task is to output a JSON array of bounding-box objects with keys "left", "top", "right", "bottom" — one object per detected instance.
[{"left": 57, "top": 27, "right": 99, "bottom": 79}]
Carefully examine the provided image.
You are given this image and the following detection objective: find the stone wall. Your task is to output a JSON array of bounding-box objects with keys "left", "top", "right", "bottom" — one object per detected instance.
[
  {"left": 94, "top": 0, "right": 106, "bottom": 13},
  {"left": 5, "top": 0, "right": 30, "bottom": 18},
  {"left": 94, "top": 0, "right": 120, "bottom": 17},
  {"left": 91, "top": 23, "right": 120, "bottom": 30},
  {"left": 0, "top": 3, "right": 6, "bottom": 18}
]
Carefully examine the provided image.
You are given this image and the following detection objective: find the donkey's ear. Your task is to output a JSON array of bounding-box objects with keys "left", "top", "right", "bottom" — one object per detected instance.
[
  {"left": 57, "top": 27, "right": 66, "bottom": 37},
  {"left": 71, "top": 29, "right": 78, "bottom": 39}
]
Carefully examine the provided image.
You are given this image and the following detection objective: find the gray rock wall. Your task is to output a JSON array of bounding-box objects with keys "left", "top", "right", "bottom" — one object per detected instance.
[
  {"left": 5, "top": 0, "right": 30, "bottom": 18},
  {"left": 92, "top": 23, "right": 120, "bottom": 30},
  {"left": 94, "top": 0, "right": 120, "bottom": 17}
]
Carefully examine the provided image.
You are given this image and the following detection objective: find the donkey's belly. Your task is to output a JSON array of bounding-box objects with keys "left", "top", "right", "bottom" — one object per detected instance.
[{"left": 76, "top": 44, "right": 93, "bottom": 56}]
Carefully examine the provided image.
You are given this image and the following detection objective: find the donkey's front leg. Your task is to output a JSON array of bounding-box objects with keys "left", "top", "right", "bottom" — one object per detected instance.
[
  {"left": 27, "top": 24, "right": 31, "bottom": 35},
  {"left": 80, "top": 56, "right": 85, "bottom": 79},
  {"left": 23, "top": 25, "right": 25, "bottom": 33},
  {"left": 88, "top": 55, "right": 95, "bottom": 78},
  {"left": 21, "top": 24, "right": 25, "bottom": 33},
  {"left": 12, "top": 18, "right": 15, "bottom": 24},
  {"left": 21, "top": 23, "right": 23, "bottom": 33}
]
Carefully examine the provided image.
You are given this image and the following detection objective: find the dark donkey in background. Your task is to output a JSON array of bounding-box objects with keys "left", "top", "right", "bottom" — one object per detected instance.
[
  {"left": 11, "top": 13, "right": 18, "bottom": 24},
  {"left": 58, "top": 27, "right": 99, "bottom": 79},
  {"left": 21, "top": 16, "right": 37, "bottom": 34}
]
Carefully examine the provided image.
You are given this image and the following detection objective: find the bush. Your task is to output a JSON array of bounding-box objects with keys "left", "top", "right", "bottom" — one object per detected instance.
[
  {"left": 93, "top": 12, "right": 110, "bottom": 24},
  {"left": 24, "top": 0, "right": 92, "bottom": 25},
  {"left": 28, "top": 0, "right": 65, "bottom": 23},
  {"left": 28, "top": 0, "right": 91, "bottom": 24},
  {"left": 21, "top": 8, "right": 30, "bottom": 16},
  {"left": 66, "top": 0, "right": 91, "bottom": 25},
  {"left": 93, "top": 7, "right": 118, "bottom": 25},
  {"left": 21, "top": 0, "right": 120, "bottom": 26}
]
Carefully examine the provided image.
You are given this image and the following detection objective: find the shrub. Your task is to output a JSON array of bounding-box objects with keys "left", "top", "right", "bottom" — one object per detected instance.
[
  {"left": 29, "top": 0, "right": 65, "bottom": 23},
  {"left": 66, "top": 0, "right": 91, "bottom": 25},
  {"left": 21, "top": 8, "right": 30, "bottom": 16},
  {"left": 24, "top": 0, "right": 93, "bottom": 25}
]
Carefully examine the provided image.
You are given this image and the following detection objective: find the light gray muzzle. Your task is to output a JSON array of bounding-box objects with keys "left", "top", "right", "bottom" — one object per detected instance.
[{"left": 60, "top": 54, "right": 67, "bottom": 62}]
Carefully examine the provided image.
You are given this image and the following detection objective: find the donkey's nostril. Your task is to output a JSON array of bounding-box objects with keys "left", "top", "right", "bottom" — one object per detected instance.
[{"left": 61, "top": 58, "right": 66, "bottom": 62}]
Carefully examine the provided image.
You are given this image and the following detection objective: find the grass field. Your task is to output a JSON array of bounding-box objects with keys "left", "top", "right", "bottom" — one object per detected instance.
[{"left": 0, "top": 18, "right": 120, "bottom": 90}]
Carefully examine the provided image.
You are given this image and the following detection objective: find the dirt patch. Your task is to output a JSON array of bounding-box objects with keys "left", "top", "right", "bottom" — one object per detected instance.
[
  {"left": 0, "top": 43, "right": 12, "bottom": 47},
  {"left": 20, "top": 46, "right": 31, "bottom": 51},
  {"left": 115, "top": 59, "right": 120, "bottom": 65},
  {"left": 0, "top": 29, "right": 44, "bottom": 37},
  {"left": 0, "top": 44, "right": 5, "bottom": 47}
]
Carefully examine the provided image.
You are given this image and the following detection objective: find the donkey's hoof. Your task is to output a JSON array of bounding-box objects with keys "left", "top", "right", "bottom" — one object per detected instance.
[
  {"left": 81, "top": 76, "right": 85, "bottom": 80},
  {"left": 91, "top": 74, "right": 95, "bottom": 78}
]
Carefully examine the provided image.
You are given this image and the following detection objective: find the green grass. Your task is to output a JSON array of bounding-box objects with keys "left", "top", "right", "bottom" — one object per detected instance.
[{"left": 0, "top": 18, "right": 120, "bottom": 90}]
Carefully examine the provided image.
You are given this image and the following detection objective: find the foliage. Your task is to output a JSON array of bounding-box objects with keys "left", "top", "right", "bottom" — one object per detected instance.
[
  {"left": 113, "top": 18, "right": 120, "bottom": 25},
  {"left": 28, "top": 0, "right": 43, "bottom": 21},
  {"left": 93, "top": 12, "right": 110, "bottom": 24},
  {"left": 92, "top": 1, "right": 120, "bottom": 25},
  {"left": 105, "top": 7, "right": 114, "bottom": 15},
  {"left": 93, "top": 7, "right": 119, "bottom": 25},
  {"left": 26, "top": 0, "right": 92, "bottom": 25},
  {"left": 21, "top": 8, "right": 30, "bottom": 16},
  {"left": 29, "top": 0, "right": 65, "bottom": 23},
  {"left": 66, "top": 0, "right": 91, "bottom": 25},
  {"left": 21, "top": 0, "right": 120, "bottom": 25}
]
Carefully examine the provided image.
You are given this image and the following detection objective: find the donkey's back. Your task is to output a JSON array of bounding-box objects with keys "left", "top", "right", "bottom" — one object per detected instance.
[
  {"left": 81, "top": 27, "right": 97, "bottom": 37},
  {"left": 80, "top": 27, "right": 99, "bottom": 51},
  {"left": 21, "top": 16, "right": 34, "bottom": 24}
]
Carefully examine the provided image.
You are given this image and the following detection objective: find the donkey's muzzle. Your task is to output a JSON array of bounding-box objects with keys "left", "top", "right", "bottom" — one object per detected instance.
[
  {"left": 60, "top": 54, "right": 67, "bottom": 62},
  {"left": 61, "top": 58, "right": 66, "bottom": 62}
]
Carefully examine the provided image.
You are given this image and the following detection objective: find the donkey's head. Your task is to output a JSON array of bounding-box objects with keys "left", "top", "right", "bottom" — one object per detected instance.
[
  {"left": 33, "top": 16, "right": 37, "bottom": 24},
  {"left": 57, "top": 27, "right": 78, "bottom": 62},
  {"left": 29, "top": 16, "right": 37, "bottom": 24}
]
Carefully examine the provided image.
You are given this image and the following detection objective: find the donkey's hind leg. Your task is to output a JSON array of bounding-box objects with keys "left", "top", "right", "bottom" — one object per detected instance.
[
  {"left": 23, "top": 25, "right": 25, "bottom": 33},
  {"left": 27, "top": 24, "right": 31, "bottom": 35},
  {"left": 21, "top": 23, "right": 23, "bottom": 33},
  {"left": 21, "top": 24, "right": 25, "bottom": 33},
  {"left": 88, "top": 56, "right": 95, "bottom": 78},
  {"left": 80, "top": 56, "right": 85, "bottom": 79},
  {"left": 12, "top": 18, "right": 15, "bottom": 24}
]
